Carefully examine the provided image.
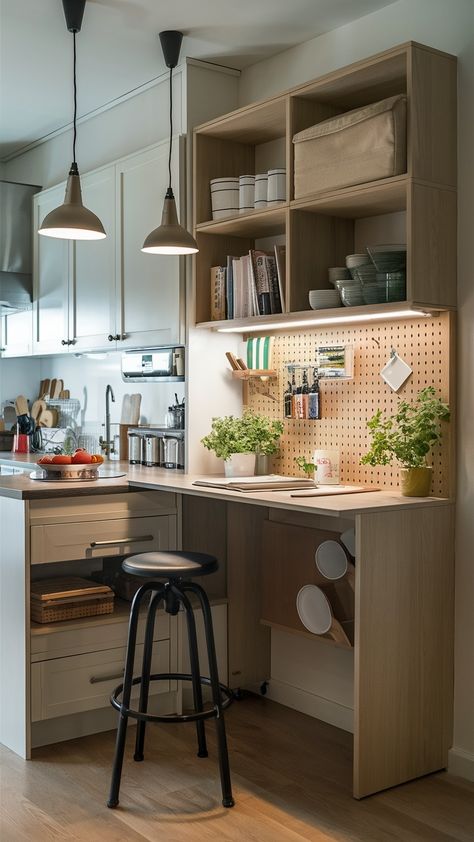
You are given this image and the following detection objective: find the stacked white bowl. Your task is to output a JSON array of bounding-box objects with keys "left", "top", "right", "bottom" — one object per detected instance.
[{"left": 308, "top": 289, "right": 342, "bottom": 310}]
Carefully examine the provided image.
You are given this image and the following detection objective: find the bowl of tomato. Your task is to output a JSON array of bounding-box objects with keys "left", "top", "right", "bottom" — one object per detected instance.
[{"left": 37, "top": 450, "right": 104, "bottom": 480}]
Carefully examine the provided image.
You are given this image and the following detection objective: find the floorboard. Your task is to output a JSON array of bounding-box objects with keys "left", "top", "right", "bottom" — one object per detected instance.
[{"left": 1, "top": 696, "right": 473, "bottom": 841}]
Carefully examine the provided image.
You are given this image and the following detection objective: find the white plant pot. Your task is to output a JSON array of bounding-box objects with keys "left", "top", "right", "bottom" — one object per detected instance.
[{"left": 224, "top": 452, "right": 256, "bottom": 478}]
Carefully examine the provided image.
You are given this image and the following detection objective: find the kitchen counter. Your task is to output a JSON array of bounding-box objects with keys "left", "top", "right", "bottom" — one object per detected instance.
[{"left": 0, "top": 453, "right": 452, "bottom": 515}]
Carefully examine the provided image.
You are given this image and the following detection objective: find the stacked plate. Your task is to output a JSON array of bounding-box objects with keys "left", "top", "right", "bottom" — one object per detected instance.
[
  {"left": 362, "top": 272, "right": 406, "bottom": 304},
  {"left": 345, "top": 253, "right": 372, "bottom": 279},
  {"left": 367, "top": 244, "right": 406, "bottom": 273},
  {"left": 308, "top": 289, "right": 342, "bottom": 310},
  {"left": 334, "top": 278, "right": 364, "bottom": 307},
  {"left": 328, "top": 266, "right": 351, "bottom": 284}
]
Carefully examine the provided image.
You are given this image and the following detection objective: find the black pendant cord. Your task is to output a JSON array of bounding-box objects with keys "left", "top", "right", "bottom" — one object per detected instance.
[
  {"left": 72, "top": 30, "right": 78, "bottom": 170},
  {"left": 168, "top": 65, "right": 173, "bottom": 192}
]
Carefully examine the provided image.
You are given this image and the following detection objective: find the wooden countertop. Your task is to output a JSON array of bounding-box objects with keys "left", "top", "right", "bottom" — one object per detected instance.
[{"left": 0, "top": 453, "right": 452, "bottom": 516}]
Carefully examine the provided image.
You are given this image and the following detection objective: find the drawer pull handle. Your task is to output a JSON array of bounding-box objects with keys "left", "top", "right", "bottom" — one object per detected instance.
[
  {"left": 90, "top": 671, "right": 124, "bottom": 685},
  {"left": 89, "top": 535, "right": 154, "bottom": 548}
]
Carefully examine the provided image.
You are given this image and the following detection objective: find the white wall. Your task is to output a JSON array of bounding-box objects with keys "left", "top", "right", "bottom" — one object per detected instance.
[{"left": 239, "top": 0, "right": 474, "bottom": 780}]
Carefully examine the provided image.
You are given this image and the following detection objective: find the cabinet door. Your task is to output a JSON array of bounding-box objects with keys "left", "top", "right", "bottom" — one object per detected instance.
[
  {"left": 116, "top": 140, "right": 184, "bottom": 349},
  {"left": 70, "top": 166, "right": 116, "bottom": 352},
  {"left": 0, "top": 309, "right": 33, "bottom": 357},
  {"left": 33, "top": 186, "right": 70, "bottom": 355}
]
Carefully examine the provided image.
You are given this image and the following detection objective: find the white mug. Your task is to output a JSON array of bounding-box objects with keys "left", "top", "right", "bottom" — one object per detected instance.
[{"left": 313, "top": 449, "right": 340, "bottom": 484}]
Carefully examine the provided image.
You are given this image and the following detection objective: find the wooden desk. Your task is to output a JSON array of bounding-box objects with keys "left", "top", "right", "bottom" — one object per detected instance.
[{"left": 127, "top": 474, "right": 455, "bottom": 799}]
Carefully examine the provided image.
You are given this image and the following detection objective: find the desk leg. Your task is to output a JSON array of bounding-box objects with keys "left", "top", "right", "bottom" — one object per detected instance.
[
  {"left": 227, "top": 503, "right": 271, "bottom": 690},
  {"left": 354, "top": 505, "right": 454, "bottom": 798}
]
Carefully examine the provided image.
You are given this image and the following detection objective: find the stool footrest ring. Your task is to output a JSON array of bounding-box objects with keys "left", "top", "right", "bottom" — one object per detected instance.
[{"left": 111, "top": 672, "right": 233, "bottom": 724}]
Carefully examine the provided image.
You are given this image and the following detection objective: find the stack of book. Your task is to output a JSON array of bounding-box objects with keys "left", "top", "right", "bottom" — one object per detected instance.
[{"left": 210, "top": 245, "right": 286, "bottom": 321}]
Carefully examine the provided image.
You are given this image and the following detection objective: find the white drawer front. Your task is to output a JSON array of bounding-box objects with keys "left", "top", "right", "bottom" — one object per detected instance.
[
  {"left": 31, "top": 607, "right": 170, "bottom": 662},
  {"left": 30, "top": 514, "right": 175, "bottom": 564},
  {"left": 31, "top": 639, "right": 170, "bottom": 721}
]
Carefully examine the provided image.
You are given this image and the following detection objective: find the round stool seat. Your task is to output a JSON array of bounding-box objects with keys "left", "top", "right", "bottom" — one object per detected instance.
[{"left": 122, "top": 550, "right": 218, "bottom": 579}]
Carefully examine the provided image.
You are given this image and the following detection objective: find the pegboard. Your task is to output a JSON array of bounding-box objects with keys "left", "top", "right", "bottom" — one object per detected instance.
[{"left": 245, "top": 312, "right": 454, "bottom": 497}]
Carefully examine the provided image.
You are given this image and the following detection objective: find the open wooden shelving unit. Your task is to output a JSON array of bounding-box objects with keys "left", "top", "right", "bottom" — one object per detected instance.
[{"left": 193, "top": 41, "right": 457, "bottom": 333}]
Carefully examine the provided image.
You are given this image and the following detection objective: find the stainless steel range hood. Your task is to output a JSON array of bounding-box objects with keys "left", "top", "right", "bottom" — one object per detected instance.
[{"left": 0, "top": 180, "right": 41, "bottom": 314}]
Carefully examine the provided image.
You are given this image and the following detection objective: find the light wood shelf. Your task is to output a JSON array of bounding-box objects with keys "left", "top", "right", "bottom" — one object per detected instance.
[
  {"left": 231, "top": 369, "right": 277, "bottom": 380},
  {"left": 196, "top": 204, "right": 287, "bottom": 237},
  {"left": 193, "top": 41, "right": 457, "bottom": 328},
  {"left": 196, "top": 300, "right": 445, "bottom": 334}
]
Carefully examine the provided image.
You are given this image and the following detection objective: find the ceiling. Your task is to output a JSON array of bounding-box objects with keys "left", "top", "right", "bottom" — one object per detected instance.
[{"left": 0, "top": 0, "right": 396, "bottom": 160}]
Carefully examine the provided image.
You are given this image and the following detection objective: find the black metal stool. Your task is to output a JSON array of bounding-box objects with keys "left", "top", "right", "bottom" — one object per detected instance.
[{"left": 107, "top": 550, "right": 234, "bottom": 809}]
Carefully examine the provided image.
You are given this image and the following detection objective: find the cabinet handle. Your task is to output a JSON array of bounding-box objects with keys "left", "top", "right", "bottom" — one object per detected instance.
[
  {"left": 61, "top": 339, "right": 68, "bottom": 345},
  {"left": 107, "top": 334, "right": 115, "bottom": 342},
  {"left": 90, "top": 535, "right": 154, "bottom": 548},
  {"left": 89, "top": 671, "right": 124, "bottom": 685},
  {"left": 61, "top": 339, "right": 74, "bottom": 346}
]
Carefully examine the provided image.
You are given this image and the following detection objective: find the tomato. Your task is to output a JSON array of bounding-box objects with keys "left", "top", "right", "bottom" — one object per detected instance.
[
  {"left": 91, "top": 454, "right": 104, "bottom": 464},
  {"left": 51, "top": 454, "right": 72, "bottom": 464},
  {"left": 38, "top": 455, "right": 54, "bottom": 464},
  {"left": 72, "top": 451, "right": 93, "bottom": 464}
]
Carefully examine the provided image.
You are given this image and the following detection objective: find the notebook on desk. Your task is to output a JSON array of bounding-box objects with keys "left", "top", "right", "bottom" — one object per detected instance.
[{"left": 192, "top": 475, "right": 317, "bottom": 492}]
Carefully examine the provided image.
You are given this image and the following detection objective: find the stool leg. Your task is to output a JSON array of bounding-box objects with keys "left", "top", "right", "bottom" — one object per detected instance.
[
  {"left": 107, "top": 583, "right": 153, "bottom": 809},
  {"left": 134, "top": 587, "right": 165, "bottom": 762},
  {"left": 172, "top": 584, "right": 208, "bottom": 758},
  {"left": 184, "top": 583, "right": 234, "bottom": 808}
]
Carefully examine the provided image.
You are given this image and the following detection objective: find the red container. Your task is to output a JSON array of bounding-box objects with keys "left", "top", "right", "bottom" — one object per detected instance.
[{"left": 13, "top": 434, "right": 30, "bottom": 454}]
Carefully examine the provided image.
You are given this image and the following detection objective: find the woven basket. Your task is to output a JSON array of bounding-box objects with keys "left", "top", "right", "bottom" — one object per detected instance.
[
  {"left": 31, "top": 595, "right": 114, "bottom": 624},
  {"left": 31, "top": 577, "right": 114, "bottom": 624}
]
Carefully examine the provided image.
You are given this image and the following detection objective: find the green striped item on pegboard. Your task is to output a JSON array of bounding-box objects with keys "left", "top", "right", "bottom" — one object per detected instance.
[{"left": 246, "top": 336, "right": 274, "bottom": 370}]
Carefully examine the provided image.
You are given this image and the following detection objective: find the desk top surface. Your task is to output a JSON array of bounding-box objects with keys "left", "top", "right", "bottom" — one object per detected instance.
[{"left": 0, "top": 454, "right": 452, "bottom": 517}]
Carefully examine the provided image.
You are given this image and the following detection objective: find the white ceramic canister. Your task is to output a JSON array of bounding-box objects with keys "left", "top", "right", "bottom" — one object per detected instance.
[
  {"left": 267, "top": 168, "right": 286, "bottom": 203},
  {"left": 210, "top": 177, "right": 239, "bottom": 220},
  {"left": 254, "top": 173, "right": 268, "bottom": 209},
  {"left": 313, "top": 449, "right": 340, "bottom": 484},
  {"left": 239, "top": 174, "right": 255, "bottom": 214}
]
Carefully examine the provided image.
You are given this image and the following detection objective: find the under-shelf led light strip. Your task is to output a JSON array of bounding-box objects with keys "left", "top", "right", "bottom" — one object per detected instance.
[{"left": 216, "top": 309, "right": 433, "bottom": 333}]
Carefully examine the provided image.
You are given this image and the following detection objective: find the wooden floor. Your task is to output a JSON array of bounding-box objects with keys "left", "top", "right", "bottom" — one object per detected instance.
[{"left": 1, "top": 696, "right": 473, "bottom": 841}]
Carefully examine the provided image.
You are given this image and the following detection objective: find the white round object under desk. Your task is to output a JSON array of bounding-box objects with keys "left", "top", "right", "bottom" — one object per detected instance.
[
  {"left": 296, "top": 584, "right": 332, "bottom": 635},
  {"left": 340, "top": 527, "right": 356, "bottom": 558},
  {"left": 315, "top": 540, "right": 348, "bottom": 580}
]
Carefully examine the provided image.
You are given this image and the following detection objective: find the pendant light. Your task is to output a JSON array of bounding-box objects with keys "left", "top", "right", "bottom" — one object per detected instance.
[
  {"left": 38, "top": 0, "right": 106, "bottom": 241},
  {"left": 142, "top": 31, "right": 198, "bottom": 255}
]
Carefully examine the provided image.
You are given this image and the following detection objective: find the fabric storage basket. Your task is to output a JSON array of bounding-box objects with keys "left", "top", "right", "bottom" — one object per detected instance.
[
  {"left": 31, "top": 577, "right": 114, "bottom": 623},
  {"left": 293, "top": 94, "right": 407, "bottom": 198}
]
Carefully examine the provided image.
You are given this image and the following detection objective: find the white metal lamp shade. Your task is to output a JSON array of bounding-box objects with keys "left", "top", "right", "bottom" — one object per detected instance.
[
  {"left": 142, "top": 189, "right": 198, "bottom": 255},
  {"left": 38, "top": 167, "right": 106, "bottom": 241}
]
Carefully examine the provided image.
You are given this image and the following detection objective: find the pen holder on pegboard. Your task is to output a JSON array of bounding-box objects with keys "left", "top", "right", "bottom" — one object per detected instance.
[{"left": 284, "top": 364, "right": 321, "bottom": 420}]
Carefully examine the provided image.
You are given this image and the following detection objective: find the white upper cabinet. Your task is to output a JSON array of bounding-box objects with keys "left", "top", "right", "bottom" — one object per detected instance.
[
  {"left": 29, "top": 139, "right": 185, "bottom": 357},
  {"left": 116, "top": 140, "right": 184, "bottom": 349},
  {"left": 0, "top": 309, "right": 33, "bottom": 358},
  {"left": 33, "top": 185, "right": 71, "bottom": 355},
  {"left": 70, "top": 166, "right": 116, "bottom": 352}
]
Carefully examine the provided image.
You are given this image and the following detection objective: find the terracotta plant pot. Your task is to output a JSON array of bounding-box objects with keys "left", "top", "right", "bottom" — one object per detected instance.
[
  {"left": 224, "top": 452, "right": 256, "bottom": 478},
  {"left": 400, "top": 466, "right": 433, "bottom": 497}
]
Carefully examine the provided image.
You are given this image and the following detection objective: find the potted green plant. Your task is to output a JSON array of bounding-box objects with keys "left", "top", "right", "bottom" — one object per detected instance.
[
  {"left": 360, "top": 386, "right": 450, "bottom": 496},
  {"left": 246, "top": 413, "right": 284, "bottom": 475},
  {"left": 201, "top": 412, "right": 283, "bottom": 477}
]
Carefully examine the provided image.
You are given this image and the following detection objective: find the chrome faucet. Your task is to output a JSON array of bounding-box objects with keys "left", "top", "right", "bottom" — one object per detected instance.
[{"left": 99, "top": 384, "right": 115, "bottom": 458}]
